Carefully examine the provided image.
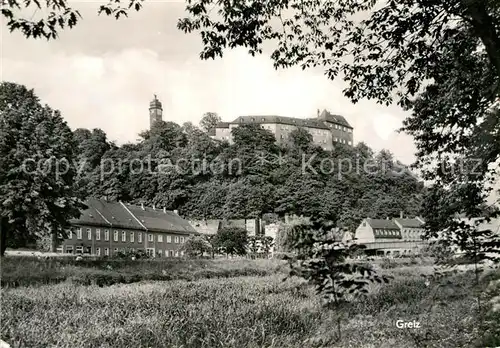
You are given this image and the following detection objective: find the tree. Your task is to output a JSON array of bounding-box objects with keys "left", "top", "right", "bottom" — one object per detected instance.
[
  {"left": 199, "top": 112, "right": 221, "bottom": 133},
  {"left": 288, "top": 127, "right": 313, "bottom": 151},
  {"left": 0, "top": 82, "right": 85, "bottom": 255},
  {"left": 260, "top": 235, "right": 274, "bottom": 258},
  {"left": 213, "top": 226, "right": 248, "bottom": 257},
  {"left": 180, "top": 235, "right": 213, "bottom": 258}
]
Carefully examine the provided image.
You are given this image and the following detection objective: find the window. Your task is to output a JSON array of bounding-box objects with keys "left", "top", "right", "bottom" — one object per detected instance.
[
  {"left": 104, "top": 229, "right": 109, "bottom": 241},
  {"left": 138, "top": 233, "right": 142, "bottom": 243},
  {"left": 180, "top": 236, "right": 185, "bottom": 243},
  {"left": 148, "top": 234, "right": 154, "bottom": 242},
  {"left": 96, "top": 247, "right": 101, "bottom": 256},
  {"left": 174, "top": 236, "right": 179, "bottom": 243},
  {"left": 104, "top": 248, "right": 109, "bottom": 256},
  {"left": 158, "top": 235, "right": 163, "bottom": 243},
  {"left": 76, "top": 246, "right": 84, "bottom": 254},
  {"left": 113, "top": 248, "right": 118, "bottom": 254},
  {"left": 167, "top": 236, "right": 172, "bottom": 243},
  {"left": 122, "top": 231, "right": 126, "bottom": 242},
  {"left": 130, "top": 232, "right": 134, "bottom": 243},
  {"left": 87, "top": 228, "right": 92, "bottom": 240},
  {"left": 157, "top": 250, "right": 162, "bottom": 257},
  {"left": 114, "top": 230, "right": 119, "bottom": 242},
  {"left": 96, "top": 229, "right": 101, "bottom": 240},
  {"left": 146, "top": 248, "right": 154, "bottom": 256},
  {"left": 77, "top": 228, "right": 82, "bottom": 240},
  {"left": 65, "top": 246, "right": 74, "bottom": 254}
]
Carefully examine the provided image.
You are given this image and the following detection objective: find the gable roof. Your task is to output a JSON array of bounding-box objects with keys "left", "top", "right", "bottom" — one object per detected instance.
[
  {"left": 394, "top": 218, "right": 425, "bottom": 228},
  {"left": 124, "top": 204, "right": 197, "bottom": 234},
  {"left": 366, "top": 218, "right": 400, "bottom": 230},
  {"left": 317, "top": 110, "right": 352, "bottom": 128},
  {"left": 71, "top": 198, "right": 144, "bottom": 230},
  {"left": 71, "top": 199, "right": 197, "bottom": 235},
  {"left": 230, "top": 115, "right": 330, "bottom": 130}
]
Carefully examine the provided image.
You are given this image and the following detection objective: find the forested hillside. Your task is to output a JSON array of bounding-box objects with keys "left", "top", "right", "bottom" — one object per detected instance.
[{"left": 73, "top": 120, "right": 425, "bottom": 231}]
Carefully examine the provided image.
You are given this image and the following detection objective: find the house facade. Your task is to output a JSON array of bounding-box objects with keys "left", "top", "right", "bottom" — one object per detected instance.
[
  {"left": 59, "top": 199, "right": 198, "bottom": 257},
  {"left": 354, "top": 216, "right": 427, "bottom": 256},
  {"left": 212, "top": 109, "right": 353, "bottom": 150},
  {"left": 188, "top": 218, "right": 263, "bottom": 236}
]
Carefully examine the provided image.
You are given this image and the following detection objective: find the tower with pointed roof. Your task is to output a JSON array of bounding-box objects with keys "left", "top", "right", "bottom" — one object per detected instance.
[{"left": 149, "top": 94, "right": 163, "bottom": 129}]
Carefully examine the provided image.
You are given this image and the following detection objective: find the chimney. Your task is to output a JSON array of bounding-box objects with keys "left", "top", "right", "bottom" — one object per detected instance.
[
  {"left": 400, "top": 211, "right": 404, "bottom": 219},
  {"left": 163, "top": 207, "right": 166, "bottom": 213},
  {"left": 141, "top": 203, "right": 145, "bottom": 210}
]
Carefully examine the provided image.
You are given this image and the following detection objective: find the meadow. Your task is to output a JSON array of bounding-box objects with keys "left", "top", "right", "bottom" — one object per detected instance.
[{"left": 1, "top": 257, "right": 500, "bottom": 348}]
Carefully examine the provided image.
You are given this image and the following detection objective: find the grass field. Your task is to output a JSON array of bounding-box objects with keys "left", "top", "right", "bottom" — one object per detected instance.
[
  {"left": 0, "top": 256, "right": 286, "bottom": 287},
  {"left": 1, "top": 258, "right": 499, "bottom": 348}
]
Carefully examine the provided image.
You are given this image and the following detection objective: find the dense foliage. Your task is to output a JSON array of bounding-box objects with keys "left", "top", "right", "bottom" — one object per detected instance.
[{"left": 0, "top": 82, "right": 85, "bottom": 255}]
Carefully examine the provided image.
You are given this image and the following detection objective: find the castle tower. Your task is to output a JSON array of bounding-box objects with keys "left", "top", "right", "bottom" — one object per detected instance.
[{"left": 149, "top": 94, "right": 163, "bottom": 129}]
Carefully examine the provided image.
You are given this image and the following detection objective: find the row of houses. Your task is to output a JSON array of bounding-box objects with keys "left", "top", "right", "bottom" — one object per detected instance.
[
  {"left": 57, "top": 198, "right": 500, "bottom": 258},
  {"left": 59, "top": 198, "right": 198, "bottom": 257},
  {"left": 352, "top": 215, "right": 427, "bottom": 256}
]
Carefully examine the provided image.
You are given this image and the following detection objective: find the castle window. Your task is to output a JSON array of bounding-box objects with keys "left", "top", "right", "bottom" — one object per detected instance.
[
  {"left": 138, "top": 233, "right": 142, "bottom": 243},
  {"left": 96, "top": 229, "right": 101, "bottom": 240},
  {"left": 77, "top": 228, "right": 82, "bottom": 240},
  {"left": 158, "top": 235, "right": 163, "bottom": 242},
  {"left": 104, "top": 230, "right": 109, "bottom": 241},
  {"left": 130, "top": 232, "right": 134, "bottom": 242},
  {"left": 122, "top": 231, "right": 126, "bottom": 242},
  {"left": 114, "top": 230, "right": 118, "bottom": 241}
]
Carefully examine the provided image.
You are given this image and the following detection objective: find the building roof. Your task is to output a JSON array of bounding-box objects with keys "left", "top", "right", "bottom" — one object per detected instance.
[
  {"left": 318, "top": 110, "right": 352, "bottom": 128},
  {"left": 230, "top": 115, "right": 330, "bottom": 130},
  {"left": 70, "top": 198, "right": 197, "bottom": 235},
  {"left": 215, "top": 122, "right": 230, "bottom": 129},
  {"left": 394, "top": 218, "right": 425, "bottom": 228},
  {"left": 124, "top": 204, "right": 197, "bottom": 234},
  {"left": 366, "top": 218, "right": 400, "bottom": 230}
]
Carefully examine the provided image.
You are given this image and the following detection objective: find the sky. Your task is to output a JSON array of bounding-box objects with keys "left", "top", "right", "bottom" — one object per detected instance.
[{"left": 1, "top": 2, "right": 418, "bottom": 164}]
